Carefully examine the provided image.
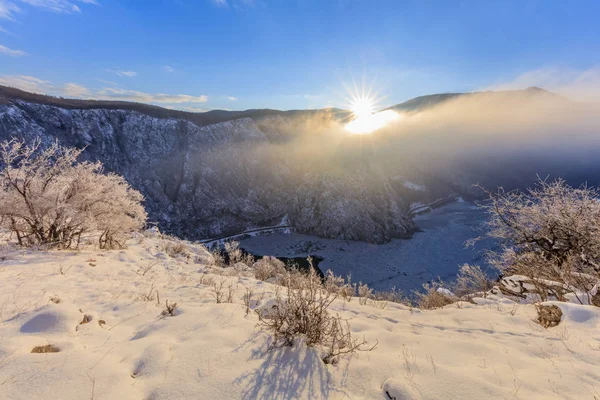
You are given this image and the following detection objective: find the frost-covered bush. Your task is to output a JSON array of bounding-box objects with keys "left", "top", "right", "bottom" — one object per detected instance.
[
  {"left": 415, "top": 282, "right": 455, "bottom": 310},
  {"left": 476, "top": 178, "right": 600, "bottom": 304},
  {"left": 224, "top": 241, "right": 243, "bottom": 264},
  {"left": 324, "top": 270, "right": 355, "bottom": 300},
  {"left": 358, "top": 282, "right": 374, "bottom": 305},
  {"left": 0, "top": 139, "right": 147, "bottom": 249},
  {"left": 373, "top": 287, "right": 404, "bottom": 304},
  {"left": 453, "top": 264, "right": 494, "bottom": 299},
  {"left": 253, "top": 256, "right": 287, "bottom": 281},
  {"left": 162, "top": 241, "right": 189, "bottom": 258},
  {"left": 210, "top": 247, "right": 227, "bottom": 268},
  {"left": 257, "top": 267, "right": 375, "bottom": 364}
]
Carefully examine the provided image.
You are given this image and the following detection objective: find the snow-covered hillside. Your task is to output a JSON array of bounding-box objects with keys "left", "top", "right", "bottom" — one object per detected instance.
[{"left": 1, "top": 235, "right": 599, "bottom": 399}]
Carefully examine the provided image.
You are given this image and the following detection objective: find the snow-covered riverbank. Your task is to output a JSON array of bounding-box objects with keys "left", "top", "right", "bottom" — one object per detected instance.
[{"left": 241, "top": 201, "right": 498, "bottom": 293}]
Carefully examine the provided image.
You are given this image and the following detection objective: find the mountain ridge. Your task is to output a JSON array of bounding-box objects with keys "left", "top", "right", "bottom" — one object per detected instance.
[{"left": 0, "top": 84, "right": 562, "bottom": 122}]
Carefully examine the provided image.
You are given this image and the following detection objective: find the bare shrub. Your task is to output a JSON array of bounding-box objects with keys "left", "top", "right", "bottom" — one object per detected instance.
[
  {"left": 210, "top": 248, "right": 226, "bottom": 268},
  {"left": 475, "top": 178, "right": 600, "bottom": 304},
  {"left": 161, "top": 300, "right": 178, "bottom": 316},
  {"left": 224, "top": 241, "right": 243, "bottom": 264},
  {"left": 415, "top": 282, "right": 455, "bottom": 310},
  {"left": 140, "top": 282, "right": 160, "bottom": 303},
  {"left": 253, "top": 256, "right": 287, "bottom": 281},
  {"left": 358, "top": 282, "right": 373, "bottom": 305},
  {"left": 31, "top": 344, "right": 60, "bottom": 353},
  {"left": 372, "top": 287, "right": 404, "bottom": 309},
  {"left": 136, "top": 261, "right": 158, "bottom": 277},
  {"left": 0, "top": 139, "right": 147, "bottom": 249},
  {"left": 454, "top": 264, "right": 494, "bottom": 299},
  {"left": 241, "top": 252, "right": 255, "bottom": 267},
  {"left": 243, "top": 287, "right": 253, "bottom": 315},
  {"left": 211, "top": 279, "right": 236, "bottom": 304},
  {"left": 373, "top": 286, "right": 404, "bottom": 303},
  {"left": 198, "top": 274, "right": 216, "bottom": 286},
  {"left": 322, "top": 316, "right": 377, "bottom": 365},
  {"left": 257, "top": 267, "right": 376, "bottom": 364},
  {"left": 162, "top": 241, "right": 188, "bottom": 258},
  {"left": 324, "top": 270, "right": 355, "bottom": 301}
]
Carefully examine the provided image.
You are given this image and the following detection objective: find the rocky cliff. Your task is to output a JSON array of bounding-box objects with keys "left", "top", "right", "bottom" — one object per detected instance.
[{"left": 0, "top": 95, "right": 427, "bottom": 242}]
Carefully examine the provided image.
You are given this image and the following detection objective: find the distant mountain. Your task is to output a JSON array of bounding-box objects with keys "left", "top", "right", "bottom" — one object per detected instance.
[
  {"left": 385, "top": 86, "right": 562, "bottom": 113},
  {"left": 0, "top": 85, "right": 351, "bottom": 128}
]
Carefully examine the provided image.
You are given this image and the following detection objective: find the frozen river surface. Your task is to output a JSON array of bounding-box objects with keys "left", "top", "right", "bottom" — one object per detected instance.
[{"left": 240, "top": 201, "right": 499, "bottom": 293}]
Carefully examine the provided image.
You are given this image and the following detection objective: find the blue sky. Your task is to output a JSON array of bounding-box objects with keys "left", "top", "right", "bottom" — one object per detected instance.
[{"left": 1, "top": 0, "right": 599, "bottom": 111}]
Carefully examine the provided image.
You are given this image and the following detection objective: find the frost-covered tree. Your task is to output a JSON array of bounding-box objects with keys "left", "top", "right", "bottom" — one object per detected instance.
[
  {"left": 0, "top": 139, "right": 147, "bottom": 249},
  {"left": 477, "top": 178, "right": 600, "bottom": 303}
]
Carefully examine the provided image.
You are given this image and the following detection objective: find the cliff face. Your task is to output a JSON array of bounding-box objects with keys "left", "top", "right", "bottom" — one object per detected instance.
[{"left": 0, "top": 100, "right": 424, "bottom": 242}]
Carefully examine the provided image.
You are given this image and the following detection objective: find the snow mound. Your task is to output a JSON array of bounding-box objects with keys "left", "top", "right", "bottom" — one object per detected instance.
[
  {"left": 547, "top": 301, "right": 600, "bottom": 325},
  {"left": 19, "top": 306, "right": 80, "bottom": 334},
  {"left": 382, "top": 378, "right": 420, "bottom": 399}
]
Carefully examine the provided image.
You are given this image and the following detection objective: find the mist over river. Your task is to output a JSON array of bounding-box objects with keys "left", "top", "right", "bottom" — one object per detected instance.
[{"left": 240, "top": 200, "right": 499, "bottom": 293}]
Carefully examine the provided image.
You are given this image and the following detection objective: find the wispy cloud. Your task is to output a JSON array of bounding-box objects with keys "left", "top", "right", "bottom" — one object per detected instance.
[
  {"left": 227, "top": 96, "right": 237, "bottom": 101},
  {"left": 96, "top": 78, "right": 117, "bottom": 86},
  {"left": 63, "top": 82, "right": 89, "bottom": 97},
  {"left": 0, "top": 74, "right": 210, "bottom": 108},
  {"left": 211, "top": 0, "right": 228, "bottom": 7},
  {"left": 163, "top": 66, "right": 174, "bottom": 73},
  {"left": 0, "top": 1, "right": 20, "bottom": 20},
  {"left": 0, "top": 43, "right": 26, "bottom": 56},
  {"left": 106, "top": 68, "right": 137, "bottom": 77},
  {"left": 0, "top": 0, "right": 97, "bottom": 20},
  {"left": 97, "top": 88, "right": 207, "bottom": 103},
  {"left": 0, "top": 75, "right": 54, "bottom": 92},
  {"left": 0, "top": 25, "right": 15, "bottom": 35}
]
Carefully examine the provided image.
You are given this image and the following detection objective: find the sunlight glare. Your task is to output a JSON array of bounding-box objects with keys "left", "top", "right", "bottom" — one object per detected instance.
[
  {"left": 350, "top": 96, "right": 375, "bottom": 119},
  {"left": 345, "top": 110, "right": 400, "bottom": 135},
  {"left": 342, "top": 78, "right": 400, "bottom": 134}
]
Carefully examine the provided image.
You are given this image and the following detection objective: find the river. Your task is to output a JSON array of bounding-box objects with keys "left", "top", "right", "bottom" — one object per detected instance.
[{"left": 240, "top": 200, "right": 498, "bottom": 294}]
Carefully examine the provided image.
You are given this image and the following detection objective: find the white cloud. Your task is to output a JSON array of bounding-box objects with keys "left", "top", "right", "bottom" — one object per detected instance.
[
  {"left": 212, "top": 0, "right": 228, "bottom": 7},
  {"left": 97, "top": 88, "right": 208, "bottom": 103},
  {"left": 0, "top": 25, "right": 14, "bottom": 35},
  {"left": 16, "top": 0, "right": 96, "bottom": 14},
  {"left": 106, "top": 68, "right": 137, "bottom": 77},
  {"left": 0, "top": 1, "right": 20, "bottom": 20},
  {"left": 163, "top": 66, "right": 174, "bottom": 73},
  {"left": 0, "top": 43, "right": 26, "bottom": 56},
  {"left": 63, "top": 82, "right": 89, "bottom": 97},
  {"left": 96, "top": 78, "right": 116, "bottom": 86},
  {"left": 0, "top": 75, "right": 54, "bottom": 92},
  {"left": 227, "top": 96, "right": 237, "bottom": 101},
  {"left": 0, "top": 74, "right": 209, "bottom": 108},
  {"left": 0, "top": 0, "right": 97, "bottom": 20}
]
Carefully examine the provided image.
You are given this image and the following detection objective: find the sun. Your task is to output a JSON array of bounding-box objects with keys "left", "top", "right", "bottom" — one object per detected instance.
[
  {"left": 345, "top": 93, "right": 399, "bottom": 135},
  {"left": 341, "top": 78, "right": 400, "bottom": 134},
  {"left": 349, "top": 95, "right": 375, "bottom": 119}
]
